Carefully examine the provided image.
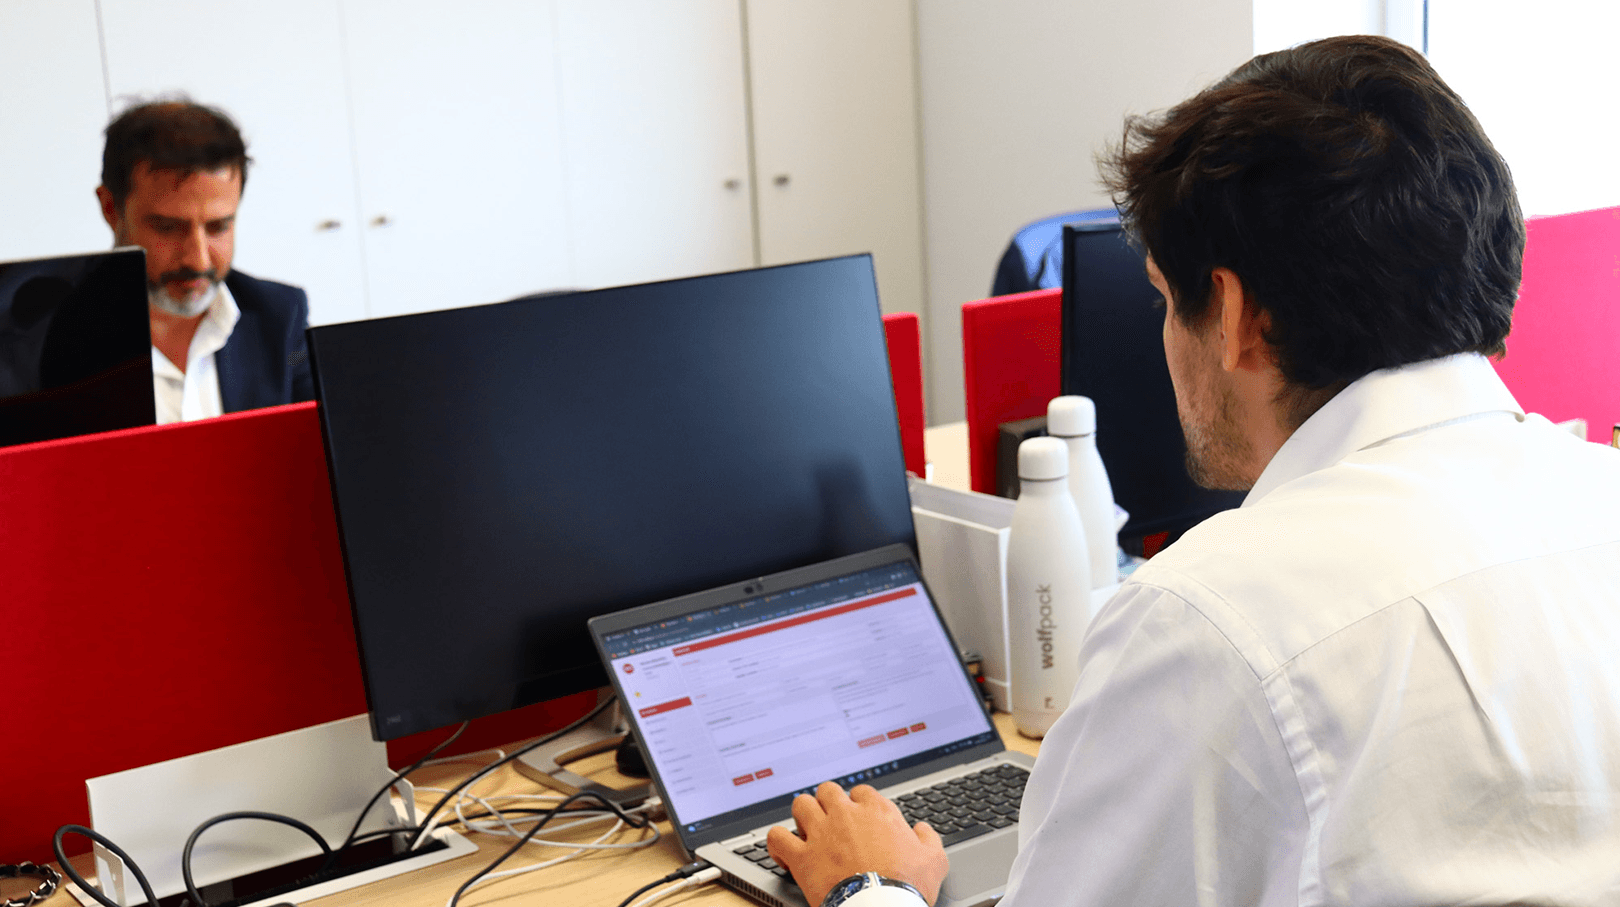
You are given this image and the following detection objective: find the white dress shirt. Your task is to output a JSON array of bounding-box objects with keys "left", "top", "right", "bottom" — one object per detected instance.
[
  {"left": 844, "top": 353, "right": 1620, "bottom": 907},
  {"left": 151, "top": 283, "right": 240, "bottom": 424},
  {"left": 997, "top": 353, "right": 1620, "bottom": 906}
]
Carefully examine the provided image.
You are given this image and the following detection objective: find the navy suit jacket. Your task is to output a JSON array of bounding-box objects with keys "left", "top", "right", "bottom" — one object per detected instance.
[{"left": 219, "top": 270, "right": 314, "bottom": 413}]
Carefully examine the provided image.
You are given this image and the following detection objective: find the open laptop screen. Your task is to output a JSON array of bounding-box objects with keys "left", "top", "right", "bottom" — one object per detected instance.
[
  {"left": 597, "top": 553, "right": 996, "bottom": 838},
  {"left": 0, "top": 248, "right": 154, "bottom": 447}
]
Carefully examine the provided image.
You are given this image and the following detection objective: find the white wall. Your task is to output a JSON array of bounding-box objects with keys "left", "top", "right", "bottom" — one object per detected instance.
[
  {"left": 0, "top": 0, "right": 110, "bottom": 260},
  {"left": 1252, "top": 0, "right": 1383, "bottom": 53},
  {"left": 1428, "top": 0, "right": 1620, "bottom": 218},
  {"left": 914, "top": 0, "right": 1253, "bottom": 424}
]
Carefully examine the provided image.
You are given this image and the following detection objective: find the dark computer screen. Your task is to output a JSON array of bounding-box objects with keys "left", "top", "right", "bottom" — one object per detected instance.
[
  {"left": 0, "top": 248, "right": 155, "bottom": 448},
  {"left": 1059, "top": 222, "right": 1242, "bottom": 543},
  {"left": 309, "top": 255, "right": 917, "bottom": 741}
]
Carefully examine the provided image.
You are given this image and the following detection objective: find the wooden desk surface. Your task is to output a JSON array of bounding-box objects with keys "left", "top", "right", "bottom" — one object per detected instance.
[
  {"left": 32, "top": 712, "right": 1035, "bottom": 907},
  {"left": 309, "top": 711, "right": 1036, "bottom": 907}
]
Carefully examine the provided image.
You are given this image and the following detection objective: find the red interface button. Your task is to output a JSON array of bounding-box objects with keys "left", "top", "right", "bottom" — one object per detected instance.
[{"left": 637, "top": 696, "right": 694, "bottom": 718}]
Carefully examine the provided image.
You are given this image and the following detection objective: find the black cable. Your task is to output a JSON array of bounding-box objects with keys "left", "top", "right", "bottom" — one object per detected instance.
[
  {"left": 323, "top": 719, "right": 469, "bottom": 871},
  {"left": 447, "top": 790, "right": 656, "bottom": 907},
  {"left": 408, "top": 693, "right": 618, "bottom": 851},
  {"left": 53, "top": 824, "right": 160, "bottom": 907},
  {"left": 181, "top": 811, "right": 331, "bottom": 907},
  {"left": 612, "top": 861, "right": 714, "bottom": 907},
  {"left": 612, "top": 874, "right": 674, "bottom": 907}
]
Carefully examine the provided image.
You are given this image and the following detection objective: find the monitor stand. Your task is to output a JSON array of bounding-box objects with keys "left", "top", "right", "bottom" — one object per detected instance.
[{"left": 513, "top": 687, "right": 651, "bottom": 806}]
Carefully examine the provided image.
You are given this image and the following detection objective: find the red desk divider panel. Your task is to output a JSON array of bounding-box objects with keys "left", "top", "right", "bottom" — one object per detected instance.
[
  {"left": 3, "top": 402, "right": 589, "bottom": 865},
  {"left": 961, "top": 289, "right": 1063, "bottom": 494},
  {"left": 883, "top": 312, "right": 927, "bottom": 477},
  {"left": 1494, "top": 206, "right": 1620, "bottom": 441}
]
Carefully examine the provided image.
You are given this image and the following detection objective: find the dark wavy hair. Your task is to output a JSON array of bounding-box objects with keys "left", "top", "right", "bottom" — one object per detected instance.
[
  {"left": 101, "top": 97, "right": 251, "bottom": 207},
  {"left": 1101, "top": 35, "right": 1523, "bottom": 407}
]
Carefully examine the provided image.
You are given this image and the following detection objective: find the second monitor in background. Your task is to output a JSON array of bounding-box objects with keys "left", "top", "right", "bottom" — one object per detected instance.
[
  {"left": 1060, "top": 221, "right": 1243, "bottom": 549},
  {"left": 308, "top": 254, "right": 916, "bottom": 801}
]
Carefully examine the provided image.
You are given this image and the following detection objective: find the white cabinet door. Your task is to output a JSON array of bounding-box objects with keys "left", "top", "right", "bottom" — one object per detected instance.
[
  {"left": 340, "top": 0, "right": 572, "bottom": 317},
  {"left": 745, "top": 0, "right": 926, "bottom": 318},
  {"left": 0, "top": 0, "right": 111, "bottom": 260},
  {"left": 555, "top": 0, "right": 756, "bottom": 290},
  {"left": 98, "top": 0, "right": 370, "bottom": 325}
]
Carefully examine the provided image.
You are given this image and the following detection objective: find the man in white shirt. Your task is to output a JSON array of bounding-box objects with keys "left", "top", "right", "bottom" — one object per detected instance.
[
  {"left": 768, "top": 35, "right": 1620, "bottom": 907},
  {"left": 97, "top": 99, "right": 313, "bottom": 424}
]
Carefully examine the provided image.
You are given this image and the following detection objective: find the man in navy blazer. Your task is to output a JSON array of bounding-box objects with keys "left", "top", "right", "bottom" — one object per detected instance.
[
  {"left": 218, "top": 270, "right": 314, "bottom": 413},
  {"left": 96, "top": 98, "right": 314, "bottom": 423}
]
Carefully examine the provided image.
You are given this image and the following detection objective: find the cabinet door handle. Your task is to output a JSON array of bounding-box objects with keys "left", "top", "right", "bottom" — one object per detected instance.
[
  {"left": 772, "top": 174, "right": 790, "bottom": 187},
  {"left": 723, "top": 178, "right": 742, "bottom": 191},
  {"left": 370, "top": 214, "right": 392, "bottom": 228},
  {"left": 316, "top": 219, "right": 343, "bottom": 232}
]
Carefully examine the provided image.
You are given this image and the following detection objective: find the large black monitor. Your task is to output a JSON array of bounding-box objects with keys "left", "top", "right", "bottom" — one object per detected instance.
[
  {"left": 308, "top": 255, "right": 916, "bottom": 787},
  {"left": 0, "top": 248, "right": 155, "bottom": 448},
  {"left": 1059, "top": 221, "right": 1243, "bottom": 546}
]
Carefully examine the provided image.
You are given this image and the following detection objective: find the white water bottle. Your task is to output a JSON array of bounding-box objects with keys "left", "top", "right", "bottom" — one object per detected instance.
[
  {"left": 1048, "top": 395, "right": 1118, "bottom": 588},
  {"left": 1006, "top": 436, "right": 1091, "bottom": 738}
]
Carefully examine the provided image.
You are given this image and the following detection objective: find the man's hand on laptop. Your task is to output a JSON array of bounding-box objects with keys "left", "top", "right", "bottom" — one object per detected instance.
[{"left": 766, "top": 781, "right": 948, "bottom": 906}]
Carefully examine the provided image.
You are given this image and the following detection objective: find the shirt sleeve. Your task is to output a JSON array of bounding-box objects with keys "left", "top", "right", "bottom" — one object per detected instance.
[
  {"left": 1000, "top": 577, "right": 1310, "bottom": 907},
  {"left": 839, "top": 886, "right": 930, "bottom": 907}
]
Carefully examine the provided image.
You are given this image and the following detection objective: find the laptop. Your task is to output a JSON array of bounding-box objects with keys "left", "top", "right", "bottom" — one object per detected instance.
[
  {"left": 590, "top": 543, "right": 1035, "bottom": 907},
  {"left": 0, "top": 247, "right": 155, "bottom": 448}
]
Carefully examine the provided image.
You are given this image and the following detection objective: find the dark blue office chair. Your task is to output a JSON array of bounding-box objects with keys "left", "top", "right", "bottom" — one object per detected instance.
[{"left": 990, "top": 208, "right": 1117, "bottom": 297}]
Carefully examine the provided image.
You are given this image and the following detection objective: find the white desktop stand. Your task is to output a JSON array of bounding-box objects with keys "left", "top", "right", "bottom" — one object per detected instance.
[{"left": 78, "top": 715, "right": 474, "bottom": 907}]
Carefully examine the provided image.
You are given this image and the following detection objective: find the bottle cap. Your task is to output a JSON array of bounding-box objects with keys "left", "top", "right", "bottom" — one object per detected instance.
[
  {"left": 1017, "top": 436, "right": 1069, "bottom": 481},
  {"left": 1047, "top": 395, "right": 1096, "bottom": 437}
]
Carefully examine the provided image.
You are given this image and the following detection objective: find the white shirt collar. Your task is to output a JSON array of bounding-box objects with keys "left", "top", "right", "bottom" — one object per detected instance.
[
  {"left": 150, "top": 282, "right": 241, "bottom": 423},
  {"left": 190, "top": 280, "right": 241, "bottom": 361},
  {"left": 1245, "top": 353, "right": 1525, "bottom": 506}
]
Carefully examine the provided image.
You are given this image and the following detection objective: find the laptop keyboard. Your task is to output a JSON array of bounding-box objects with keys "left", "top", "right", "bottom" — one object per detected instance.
[
  {"left": 732, "top": 842, "right": 793, "bottom": 881},
  {"left": 895, "top": 763, "right": 1028, "bottom": 846},
  {"left": 729, "top": 763, "right": 1029, "bottom": 882}
]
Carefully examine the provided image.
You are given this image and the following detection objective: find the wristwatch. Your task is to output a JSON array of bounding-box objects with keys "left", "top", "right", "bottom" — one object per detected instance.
[{"left": 820, "top": 872, "right": 926, "bottom": 906}]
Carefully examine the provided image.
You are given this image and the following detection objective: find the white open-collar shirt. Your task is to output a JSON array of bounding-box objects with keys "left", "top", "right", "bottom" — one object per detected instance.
[
  {"left": 851, "top": 354, "right": 1620, "bottom": 906},
  {"left": 150, "top": 282, "right": 240, "bottom": 425}
]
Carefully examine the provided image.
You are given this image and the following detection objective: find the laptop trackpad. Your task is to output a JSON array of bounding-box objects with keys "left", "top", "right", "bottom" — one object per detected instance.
[{"left": 938, "top": 830, "right": 1019, "bottom": 905}]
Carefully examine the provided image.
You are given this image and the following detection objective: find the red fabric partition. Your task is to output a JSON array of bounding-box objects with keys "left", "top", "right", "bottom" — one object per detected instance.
[
  {"left": 3, "top": 402, "right": 589, "bottom": 865},
  {"left": 961, "top": 289, "right": 1063, "bottom": 494},
  {"left": 1494, "top": 206, "right": 1620, "bottom": 440},
  {"left": 882, "top": 312, "right": 927, "bottom": 477}
]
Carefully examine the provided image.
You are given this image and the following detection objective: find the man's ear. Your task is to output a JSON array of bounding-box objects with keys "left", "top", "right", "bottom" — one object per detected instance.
[
  {"left": 1210, "top": 266, "right": 1272, "bottom": 373},
  {"left": 96, "top": 185, "right": 121, "bottom": 234}
]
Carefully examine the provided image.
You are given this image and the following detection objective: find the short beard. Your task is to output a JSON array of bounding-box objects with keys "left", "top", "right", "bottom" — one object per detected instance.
[
  {"left": 148, "top": 280, "right": 217, "bottom": 318},
  {"left": 1181, "top": 380, "right": 1255, "bottom": 491}
]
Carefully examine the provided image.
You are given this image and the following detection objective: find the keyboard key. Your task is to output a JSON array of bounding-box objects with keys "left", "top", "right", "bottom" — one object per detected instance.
[{"left": 939, "top": 823, "right": 993, "bottom": 847}]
